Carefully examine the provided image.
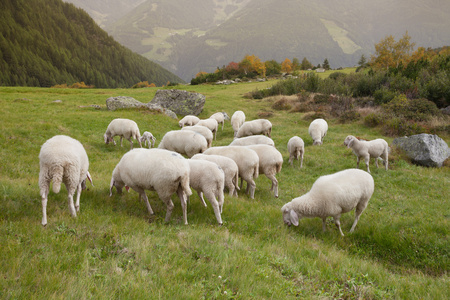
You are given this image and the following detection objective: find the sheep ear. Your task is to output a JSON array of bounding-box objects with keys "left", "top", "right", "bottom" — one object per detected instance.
[
  {"left": 290, "top": 210, "right": 299, "bottom": 226},
  {"left": 347, "top": 138, "right": 354, "bottom": 148}
]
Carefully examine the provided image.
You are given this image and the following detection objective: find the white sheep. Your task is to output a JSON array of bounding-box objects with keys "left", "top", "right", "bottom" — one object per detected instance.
[
  {"left": 178, "top": 115, "right": 200, "bottom": 127},
  {"left": 158, "top": 130, "right": 208, "bottom": 158},
  {"left": 203, "top": 146, "right": 259, "bottom": 199},
  {"left": 343, "top": 135, "right": 389, "bottom": 173},
  {"left": 110, "top": 148, "right": 192, "bottom": 225},
  {"left": 245, "top": 144, "right": 283, "bottom": 198},
  {"left": 192, "top": 153, "right": 240, "bottom": 197},
  {"left": 39, "top": 135, "right": 93, "bottom": 226},
  {"left": 229, "top": 135, "right": 275, "bottom": 147},
  {"left": 287, "top": 136, "right": 305, "bottom": 168},
  {"left": 281, "top": 169, "right": 374, "bottom": 236},
  {"left": 209, "top": 112, "right": 230, "bottom": 130},
  {"left": 236, "top": 119, "right": 272, "bottom": 138},
  {"left": 140, "top": 131, "right": 156, "bottom": 148},
  {"left": 308, "top": 118, "right": 328, "bottom": 146},
  {"left": 187, "top": 159, "right": 225, "bottom": 225},
  {"left": 103, "top": 118, "right": 142, "bottom": 149},
  {"left": 231, "top": 110, "right": 245, "bottom": 137},
  {"left": 196, "top": 118, "right": 219, "bottom": 140},
  {"left": 181, "top": 125, "right": 213, "bottom": 148}
]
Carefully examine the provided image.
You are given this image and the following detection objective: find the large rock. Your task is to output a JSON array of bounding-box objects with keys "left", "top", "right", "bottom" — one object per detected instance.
[
  {"left": 150, "top": 89, "right": 205, "bottom": 116},
  {"left": 105, "top": 96, "right": 177, "bottom": 119},
  {"left": 392, "top": 134, "right": 450, "bottom": 167}
]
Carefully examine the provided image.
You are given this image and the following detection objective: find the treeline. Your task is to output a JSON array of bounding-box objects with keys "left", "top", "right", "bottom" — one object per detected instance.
[{"left": 0, "top": 0, "right": 182, "bottom": 88}]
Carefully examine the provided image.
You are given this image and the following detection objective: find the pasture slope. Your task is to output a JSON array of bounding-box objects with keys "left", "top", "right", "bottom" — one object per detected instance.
[{"left": 0, "top": 81, "right": 449, "bottom": 299}]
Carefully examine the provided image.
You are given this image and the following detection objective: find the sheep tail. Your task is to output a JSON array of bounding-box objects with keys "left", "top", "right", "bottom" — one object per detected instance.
[
  {"left": 180, "top": 175, "right": 192, "bottom": 197},
  {"left": 276, "top": 161, "right": 282, "bottom": 173},
  {"left": 234, "top": 171, "right": 240, "bottom": 191},
  {"left": 52, "top": 165, "right": 64, "bottom": 193},
  {"left": 253, "top": 164, "right": 259, "bottom": 179}
]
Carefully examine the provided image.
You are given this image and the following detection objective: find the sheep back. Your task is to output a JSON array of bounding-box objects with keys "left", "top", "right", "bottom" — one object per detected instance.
[
  {"left": 104, "top": 118, "right": 141, "bottom": 142},
  {"left": 231, "top": 110, "right": 245, "bottom": 136},
  {"left": 179, "top": 115, "right": 200, "bottom": 127},
  {"left": 158, "top": 130, "right": 208, "bottom": 157},
  {"left": 236, "top": 119, "right": 272, "bottom": 138},
  {"left": 230, "top": 135, "right": 275, "bottom": 147},
  {"left": 308, "top": 118, "right": 328, "bottom": 145}
]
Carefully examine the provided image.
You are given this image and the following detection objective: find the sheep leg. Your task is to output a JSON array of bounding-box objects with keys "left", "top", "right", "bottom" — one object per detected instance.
[
  {"left": 333, "top": 216, "right": 345, "bottom": 236},
  {"left": 198, "top": 191, "right": 207, "bottom": 207},
  {"left": 119, "top": 136, "right": 123, "bottom": 147},
  {"left": 350, "top": 201, "right": 368, "bottom": 233},
  {"left": 203, "top": 190, "right": 223, "bottom": 225},
  {"left": 356, "top": 157, "right": 360, "bottom": 169},
  {"left": 67, "top": 192, "right": 77, "bottom": 218},
  {"left": 126, "top": 137, "right": 133, "bottom": 149},
  {"left": 375, "top": 157, "right": 379, "bottom": 168},
  {"left": 41, "top": 187, "right": 49, "bottom": 226},
  {"left": 266, "top": 174, "right": 278, "bottom": 198},
  {"left": 75, "top": 183, "right": 82, "bottom": 212},
  {"left": 300, "top": 152, "right": 304, "bottom": 168},
  {"left": 288, "top": 155, "right": 294, "bottom": 167},
  {"left": 365, "top": 156, "right": 371, "bottom": 173},
  {"left": 176, "top": 188, "right": 188, "bottom": 225},
  {"left": 322, "top": 217, "right": 327, "bottom": 232},
  {"left": 243, "top": 176, "right": 256, "bottom": 199},
  {"left": 141, "top": 192, "right": 154, "bottom": 215}
]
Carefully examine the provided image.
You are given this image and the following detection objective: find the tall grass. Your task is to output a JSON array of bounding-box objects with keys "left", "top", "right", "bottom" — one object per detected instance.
[{"left": 0, "top": 82, "right": 449, "bottom": 299}]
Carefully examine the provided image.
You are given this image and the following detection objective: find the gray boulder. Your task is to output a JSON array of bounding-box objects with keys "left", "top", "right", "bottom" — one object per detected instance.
[
  {"left": 105, "top": 96, "right": 177, "bottom": 119},
  {"left": 392, "top": 134, "right": 450, "bottom": 167},
  {"left": 150, "top": 89, "right": 205, "bottom": 116}
]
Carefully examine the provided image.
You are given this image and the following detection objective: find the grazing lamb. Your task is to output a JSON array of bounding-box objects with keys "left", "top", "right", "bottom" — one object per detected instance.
[
  {"left": 231, "top": 110, "right": 245, "bottom": 137},
  {"left": 209, "top": 112, "right": 230, "bottom": 130},
  {"left": 192, "top": 153, "right": 240, "bottom": 197},
  {"left": 39, "top": 135, "right": 93, "bottom": 226},
  {"left": 178, "top": 115, "right": 200, "bottom": 127},
  {"left": 236, "top": 119, "right": 272, "bottom": 138},
  {"left": 140, "top": 131, "right": 156, "bottom": 148},
  {"left": 187, "top": 159, "right": 225, "bottom": 225},
  {"left": 229, "top": 135, "right": 275, "bottom": 147},
  {"left": 110, "top": 148, "right": 192, "bottom": 225},
  {"left": 203, "top": 146, "right": 259, "bottom": 199},
  {"left": 287, "top": 136, "right": 305, "bottom": 168},
  {"left": 344, "top": 135, "right": 389, "bottom": 173},
  {"left": 245, "top": 144, "right": 283, "bottom": 198},
  {"left": 158, "top": 130, "right": 208, "bottom": 158},
  {"left": 281, "top": 169, "right": 374, "bottom": 236},
  {"left": 104, "top": 118, "right": 142, "bottom": 149},
  {"left": 308, "top": 118, "right": 328, "bottom": 146},
  {"left": 181, "top": 125, "right": 213, "bottom": 148},
  {"left": 196, "top": 118, "right": 219, "bottom": 140}
]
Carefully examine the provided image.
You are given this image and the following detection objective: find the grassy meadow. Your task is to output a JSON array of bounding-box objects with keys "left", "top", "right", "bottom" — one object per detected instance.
[{"left": 0, "top": 81, "right": 449, "bottom": 299}]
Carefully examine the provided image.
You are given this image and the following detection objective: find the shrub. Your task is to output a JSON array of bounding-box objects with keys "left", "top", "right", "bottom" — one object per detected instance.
[
  {"left": 328, "top": 72, "right": 347, "bottom": 80},
  {"left": 338, "top": 110, "right": 361, "bottom": 123},
  {"left": 132, "top": 81, "right": 156, "bottom": 88},
  {"left": 304, "top": 73, "right": 320, "bottom": 92},
  {"left": 373, "top": 88, "right": 397, "bottom": 104},
  {"left": 383, "top": 95, "right": 440, "bottom": 121},
  {"left": 419, "top": 70, "right": 450, "bottom": 108},
  {"left": 364, "top": 113, "right": 383, "bottom": 127},
  {"left": 272, "top": 97, "right": 292, "bottom": 110}
]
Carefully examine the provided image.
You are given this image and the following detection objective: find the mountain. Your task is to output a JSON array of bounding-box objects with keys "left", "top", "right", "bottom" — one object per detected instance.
[
  {"left": 0, "top": 0, "right": 183, "bottom": 88},
  {"left": 65, "top": 0, "right": 450, "bottom": 81}
]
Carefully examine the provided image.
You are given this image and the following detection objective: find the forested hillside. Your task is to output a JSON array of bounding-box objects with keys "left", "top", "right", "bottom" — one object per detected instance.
[{"left": 0, "top": 0, "right": 183, "bottom": 88}]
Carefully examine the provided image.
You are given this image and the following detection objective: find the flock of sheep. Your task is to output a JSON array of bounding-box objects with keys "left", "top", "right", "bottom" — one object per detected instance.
[{"left": 38, "top": 110, "right": 389, "bottom": 235}]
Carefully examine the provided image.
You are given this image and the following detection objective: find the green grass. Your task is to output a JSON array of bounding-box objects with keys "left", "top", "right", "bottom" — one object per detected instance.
[{"left": 0, "top": 82, "right": 449, "bottom": 299}]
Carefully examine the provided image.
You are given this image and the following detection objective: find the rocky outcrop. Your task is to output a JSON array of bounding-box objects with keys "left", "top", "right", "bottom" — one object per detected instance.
[
  {"left": 105, "top": 96, "right": 177, "bottom": 119},
  {"left": 149, "top": 89, "right": 205, "bottom": 116},
  {"left": 392, "top": 134, "right": 449, "bottom": 167}
]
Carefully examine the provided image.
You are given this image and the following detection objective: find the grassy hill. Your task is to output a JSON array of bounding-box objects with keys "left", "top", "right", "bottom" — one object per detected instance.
[
  {"left": 0, "top": 0, "right": 183, "bottom": 88},
  {"left": 0, "top": 81, "right": 449, "bottom": 298}
]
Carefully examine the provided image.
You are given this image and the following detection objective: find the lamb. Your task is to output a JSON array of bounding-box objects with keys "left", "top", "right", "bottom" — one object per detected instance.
[
  {"left": 231, "top": 110, "right": 245, "bottom": 137},
  {"left": 178, "top": 115, "right": 200, "bottom": 127},
  {"left": 245, "top": 144, "right": 283, "bottom": 198},
  {"left": 181, "top": 125, "right": 213, "bottom": 148},
  {"left": 308, "top": 118, "right": 328, "bottom": 146},
  {"left": 229, "top": 135, "right": 275, "bottom": 147},
  {"left": 39, "top": 135, "right": 93, "bottom": 226},
  {"left": 343, "top": 135, "right": 389, "bottom": 173},
  {"left": 287, "top": 136, "right": 305, "bottom": 168},
  {"left": 103, "top": 118, "right": 142, "bottom": 149},
  {"left": 158, "top": 130, "right": 208, "bottom": 158},
  {"left": 186, "top": 159, "right": 225, "bottom": 225},
  {"left": 140, "top": 131, "right": 156, "bottom": 148},
  {"left": 109, "top": 148, "right": 192, "bottom": 225},
  {"left": 281, "top": 168, "right": 374, "bottom": 236},
  {"left": 203, "top": 146, "right": 259, "bottom": 199},
  {"left": 192, "top": 153, "right": 240, "bottom": 197},
  {"left": 209, "top": 111, "right": 230, "bottom": 130},
  {"left": 236, "top": 119, "right": 272, "bottom": 138},
  {"left": 196, "top": 118, "right": 219, "bottom": 140}
]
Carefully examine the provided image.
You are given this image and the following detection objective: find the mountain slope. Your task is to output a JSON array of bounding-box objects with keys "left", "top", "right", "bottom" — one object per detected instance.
[{"left": 0, "top": 0, "right": 183, "bottom": 88}]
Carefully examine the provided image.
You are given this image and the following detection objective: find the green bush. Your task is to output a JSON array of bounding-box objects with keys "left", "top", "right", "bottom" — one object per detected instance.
[
  {"left": 364, "top": 113, "right": 383, "bottom": 127},
  {"left": 419, "top": 70, "right": 450, "bottom": 108},
  {"left": 338, "top": 110, "right": 361, "bottom": 123},
  {"left": 374, "top": 88, "right": 397, "bottom": 104},
  {"left": 383, "top": 95, "right": 440, "bottom": 121},
  {"left": 305, "top": 73, "right": 320, "bottom": 92}
]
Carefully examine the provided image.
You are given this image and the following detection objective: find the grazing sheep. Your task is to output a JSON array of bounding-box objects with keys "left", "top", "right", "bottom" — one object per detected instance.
[
  {"left": 281, "top": 169, "right": 374, "bottom": 236},
  {"left": 39, "top": 135, "right": 93, "bottom": 226},
  {"left": 287, "top": 136, "right": 305, "bottom": 168},
  {"left": 203, "top": 146, "right": 259, "bottom": 199},
  {"left": 236, "top": 119, "right": 272, "bottom": 138},
  {"left": 209, "top": 112, "right": 230, "bottom": 130},
  {"left": 140, "top": 131, "right": 156, "bottom": 148},
  {"left": 103, "top": 118, "right": 142, "bottom": 149},
  {"left": 229, "top": 135, "right": 275, "bottom": 147},
  {"left": 344, "top": 135, "right": 389, "bottom": 173},
  {"left": 110, "top": 148, "right": 192, "bottom": 225},
  {"left": 192, "top": 153, "right": 240, "bottom": 197},
  {"left": 245, "top": 144, "right": 283, "bottom": 198},
  {"left": 178, "top": 115, "right": 200, "bottom": 127},
  {"left": 231, "top": 110, "right": 245, "bottom": 137},
  {"left": 197, "top": 118, "right": 219, "bottom": 140},
  {"left": 181, "top": 125, "right": 213, "bottom": 148},
  {"left": 158, "top": 130, "right": 208, "bottom": 158},
  {"left": 187, "top": 159, "right": 225, "bottom": 225},
  {"left": 308, "top": 118, "right": 328, "bottom": 146}
]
